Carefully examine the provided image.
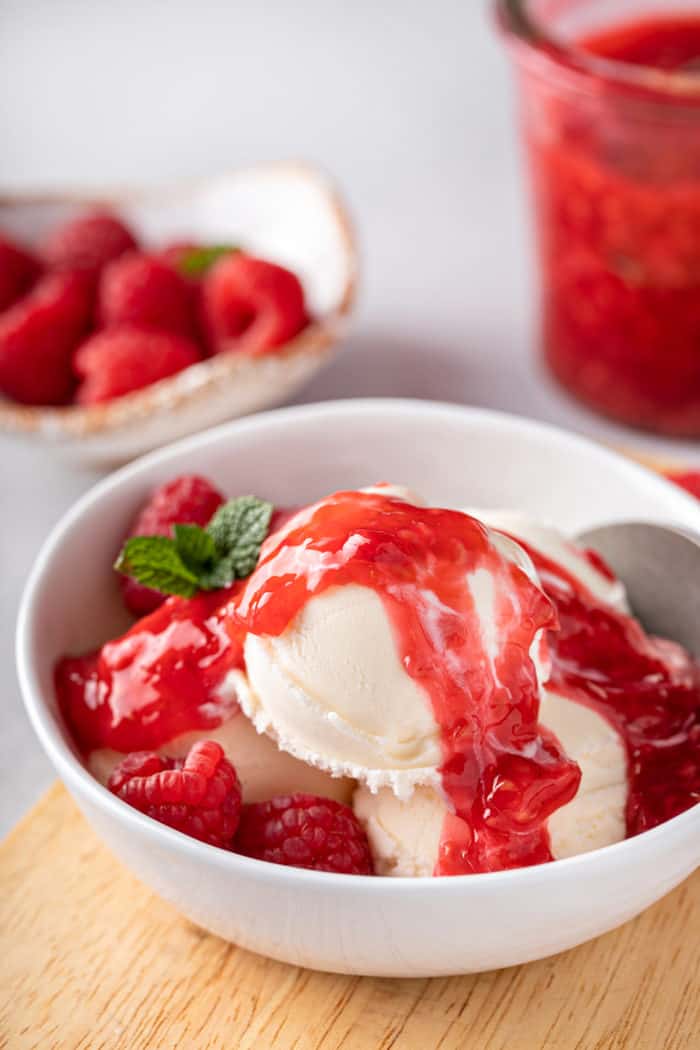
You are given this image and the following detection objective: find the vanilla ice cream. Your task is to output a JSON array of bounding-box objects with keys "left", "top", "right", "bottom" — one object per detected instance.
[
  {"left": 354, "top": 689, "right": 627, "bottom": 875},
  {"left": 353, "top": 509, "right": 630, "bottom": 874},
  {"left": 236, "top": 584, "right": 443, "bottom": 793},
  {"left": 89, "top": 708, "right": 354, "bottom": 804},
  {"left": 53, "top": 466, "right": 699, "bottom": 880},
  {"left": 464, "top": 509, "right": 629, "bottom": 613},
  {"left": 234, "top": 486, "right": 551, "bottom": 797},
  {"left": 231, "top": 489, "right": 633, "bottom": 874}
]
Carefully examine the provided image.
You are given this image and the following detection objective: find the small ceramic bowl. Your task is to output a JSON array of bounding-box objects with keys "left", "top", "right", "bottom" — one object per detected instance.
[
  {"left": 16, "top": 399, "right": 700, "bottom": 977},
  {"left": 0, "top": 163, "right": 356, "bottom": 465}
]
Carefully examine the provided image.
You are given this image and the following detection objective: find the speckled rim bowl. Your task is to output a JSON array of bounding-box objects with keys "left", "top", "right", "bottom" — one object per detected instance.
[
  {"left": 0, "top": 163, "right": 357, "bottom": 466},
  {"left": 16, "top": 399, "right": 700, "bottom": 977}
]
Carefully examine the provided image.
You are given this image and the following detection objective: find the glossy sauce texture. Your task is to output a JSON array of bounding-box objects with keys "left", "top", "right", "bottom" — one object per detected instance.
[
  {"left": 55, "top": 492, "right": 700, "bottom": 874},
  {"left": 524, "top": 14, "right": 700, "bottom": 434},
  {"left": 54, "top": 517, "right": 299, "bottom": 752},
  {"left": 519, "top": 540, "right": 700, "bottom": 834},
  {"left": 56, "top": 586, "right": 244, "bottom": 752},
  {"left": 236, "top": 492, "right": 580, "bottom": 874}
]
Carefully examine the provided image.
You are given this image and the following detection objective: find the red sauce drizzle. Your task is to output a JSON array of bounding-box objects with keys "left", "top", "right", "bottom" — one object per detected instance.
[
  {"left": 54, "top": 490, "right": 700, "bottom": 873},
  {"left": 234, "top": 492, "right": 580, "bottom": 874},
  {"left": 514, "top": 540, "right": 700, "bottom": 835},
  {"left": 54, "top": 511, "right": 301, "bottom": 753},
  {"left": 56, "top": 586, "right": 245, "bottom": 752}
]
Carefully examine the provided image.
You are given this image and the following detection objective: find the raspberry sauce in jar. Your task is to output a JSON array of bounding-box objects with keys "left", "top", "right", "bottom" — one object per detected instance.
[{"left": 497, "top": 2, "right": 700, "bottom": 435}]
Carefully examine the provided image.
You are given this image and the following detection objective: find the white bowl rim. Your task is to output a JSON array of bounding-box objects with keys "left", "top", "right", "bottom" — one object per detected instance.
[{"left": 16, "top": 397, "right": 700, "bottom": 892}]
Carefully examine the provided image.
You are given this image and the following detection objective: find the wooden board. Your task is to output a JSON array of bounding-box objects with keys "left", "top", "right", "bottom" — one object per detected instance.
[{"left": 1, "top": 783, "right": 699, "bottom": 1050}]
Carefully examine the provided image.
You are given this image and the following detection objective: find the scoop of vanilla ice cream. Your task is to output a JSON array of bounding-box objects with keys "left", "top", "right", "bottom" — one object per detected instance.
[
  {"left": 88, "top": 710, "right": 354, "bottom": 804},
  {"left": 541, "top": 691, "right": 626, "bottom": 858},
  {"left": 351, "top": 510, "right": 630, "bottom": 874},
  {"left": 464, "top": 509, "right": 629, "bottom": 613},
  {"left": 235, "top": 584, "right": 443, "bottom": 795},
  {"left": 235, "top": 490, "right": 549, "bottom": 796},
  {"left": 353, "top": 784, "right": 444, "bottom": 876},
  {"left": 353, "top": 689, "right": 628, "bottom": 874}
]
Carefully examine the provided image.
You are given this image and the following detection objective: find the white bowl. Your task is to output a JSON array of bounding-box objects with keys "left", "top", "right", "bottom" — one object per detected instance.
[
  {"left": 0, "top": 163, "right": 356, "bottom": 466},
  {"left": 16, "top": 399, "right": 700, "bottom": 977}
]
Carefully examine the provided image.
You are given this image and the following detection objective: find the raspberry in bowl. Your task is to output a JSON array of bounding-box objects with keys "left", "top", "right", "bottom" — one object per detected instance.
[
  {"left": 0, "top": 164, "right": 356, "bottom": 464},
  {"left": 17, "top": 400, "right": 700, "bottom": 976}
]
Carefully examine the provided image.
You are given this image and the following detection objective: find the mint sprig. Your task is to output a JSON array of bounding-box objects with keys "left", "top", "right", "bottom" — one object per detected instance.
[
  {"left": 207, "top": 496, "right": 274, "bottom": 578},
  {"left": 114, "top": 495, "right": 273, "bottom": 597},
  {"left": 178, "top": 244, "right": 239, "bottom": 278},
  {"left": 114, "top": 535, "right": 200, "bottom": 598}
]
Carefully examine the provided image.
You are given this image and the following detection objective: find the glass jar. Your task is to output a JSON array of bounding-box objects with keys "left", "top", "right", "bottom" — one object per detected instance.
[{"left": 497, "top": 0, "right": 700, "bottom": 436}]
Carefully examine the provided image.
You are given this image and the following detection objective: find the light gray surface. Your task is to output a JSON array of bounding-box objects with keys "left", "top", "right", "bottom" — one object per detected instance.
[{"left": 1, "top": 0, "right": 698, "bottom": 836}]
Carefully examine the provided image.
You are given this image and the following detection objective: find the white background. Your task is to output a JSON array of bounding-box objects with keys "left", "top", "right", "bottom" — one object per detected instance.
[{"left": 2, "top": 0, "right": 698, "bottom": 834}]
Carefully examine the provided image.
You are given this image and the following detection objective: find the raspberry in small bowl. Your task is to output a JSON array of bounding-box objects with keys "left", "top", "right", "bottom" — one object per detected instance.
[{"left": 0, "top": 164, "right": 356, "bottom": 465}]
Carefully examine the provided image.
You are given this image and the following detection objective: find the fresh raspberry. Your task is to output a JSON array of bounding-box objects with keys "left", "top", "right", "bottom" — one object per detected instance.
[
  {"left": 0, "top": 270, "right": 93, "bottom": 404},
  {"left": 0, "top": 234, "right": 42, "bottom": 312},
  {"left": 108, "top": 740, "right": 242, "bottom": 848},
  {"left": 73, "top": 326, "right": 201, "bottom": 405},
  {"left": 42, "top": 210, "right": 138, "bottom": 273},
  {"left": 119, "top": 474, "right": 225, "bottom": 615},
  {"left": 235, "top": 794, "right": 374, "bottom": 875},
  {"left": 98, "top": 252, "right": 197, "bottom": 339},
  {"left": 129, "top": 474, "right": 225, "bottom": 537},
  {"left": 201, "top": 253, "right": 308, "bottom": 355}
]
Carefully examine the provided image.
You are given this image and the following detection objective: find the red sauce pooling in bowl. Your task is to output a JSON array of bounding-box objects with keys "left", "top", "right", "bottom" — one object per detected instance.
[
  {"left": 54, "top": 511, "right": 302, "bottom": 752},
  {"left": 235, "top": 491, "right": 581, "bottom": 874},
  {"left": 526, "top": 15, "right": 700, "bottom": 434},
  {"left": 513, "top": 540, "right": 700, "bottom": 835},
  {"left": 57, "top": 491, "right": 580, "bottom": 874},
  {"left": 56, "top": 586, "right": 245, "bottom": 752},
  {"left": 55, "top": 491, "right": 700, "bottom": 873}
]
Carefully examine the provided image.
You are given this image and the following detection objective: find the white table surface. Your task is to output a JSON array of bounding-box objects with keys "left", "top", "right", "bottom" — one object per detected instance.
[{"left": 2, "top": 0, "right": 698, "bottom": 836}]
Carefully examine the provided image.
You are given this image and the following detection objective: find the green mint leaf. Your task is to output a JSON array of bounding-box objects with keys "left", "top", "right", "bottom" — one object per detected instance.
[
  {"left": 173, "top": 523, "right": 218, "bottom": 573},
  {"left": 196, "top": 556, "right": 238, "bottom": 591},
  {"left": 114, "top": 494, "right": 273, "bottom": 599},
  {"left": 178, "top": 244, "right": 239, "bottom": 278},
  {"left": 114, "top": 535, "right": 200, "bottom": 598},
  {"left": 206, "top": 495, "right": 273, "bottom": 579}
]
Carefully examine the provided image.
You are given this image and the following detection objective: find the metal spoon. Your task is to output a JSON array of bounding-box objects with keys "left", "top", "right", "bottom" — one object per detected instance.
[{"left": 576, "top": 522, "right": 700, "bottom": 658}]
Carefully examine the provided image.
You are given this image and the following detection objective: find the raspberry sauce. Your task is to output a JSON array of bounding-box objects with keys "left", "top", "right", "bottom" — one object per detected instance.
[
  {"left": 55, "top": 491, "right": 700, "bottom": 875},
  {"left": 515, "top": 541, "right": 700, "bottom": 836},
  {"left": 54, "top": 511, "right": 299, "bottom": 753},
  {"left": 235, "top": 491, "right": 581, "bottom": 875},
  {"left": 581, "top": 16, "right": 700, "bottom": 73},
  {"left": 517, "top": 13, "right": 700, "bottom": 434},
  {"left": 56, "top": 586, "right": 245, "bottom": 752}
]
